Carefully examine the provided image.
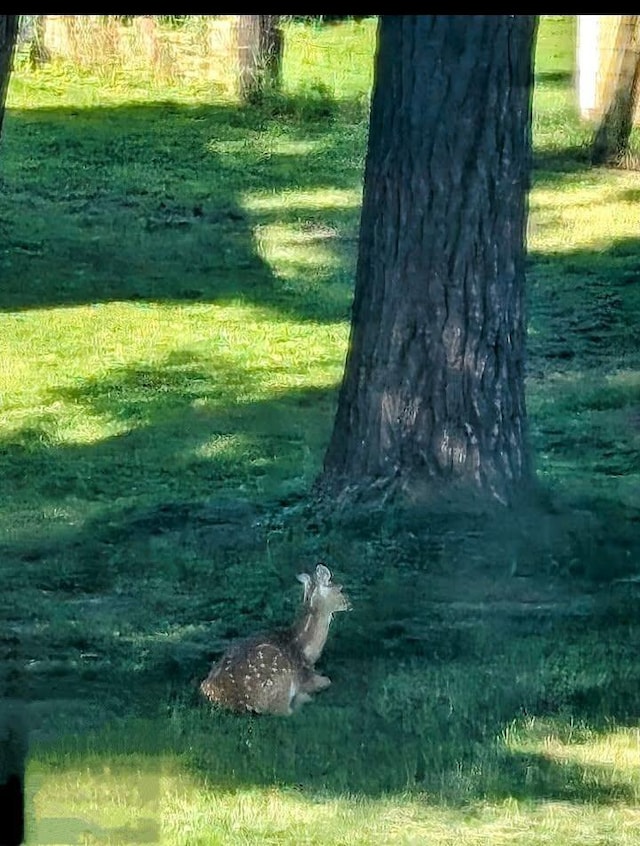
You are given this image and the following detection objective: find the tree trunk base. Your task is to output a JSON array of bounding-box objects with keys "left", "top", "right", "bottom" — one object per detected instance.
[
  {"left": 307, "top": 476, "right": 629, "bottom": 584},
  {"left": 315, "top": 470, "right": 542, "bottom": 517}
]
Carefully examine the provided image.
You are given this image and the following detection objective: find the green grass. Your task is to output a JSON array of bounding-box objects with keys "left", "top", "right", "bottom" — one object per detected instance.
[{"left": 1, "top": 14, "right": 640, "bottom": 845}]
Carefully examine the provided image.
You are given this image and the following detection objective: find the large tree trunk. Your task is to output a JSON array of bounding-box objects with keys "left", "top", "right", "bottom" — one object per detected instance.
[
  {"left": 591, "top": 16, "right": 640, "bottom": 166},
  {"left": 0, "top": 15, "right": 18, "bottom": 140},
  {"left": 234, "top": 15, "right": 283, "bottom": 103},
  {"left": 321, "top": 15, "right": 538, "bottom": 507}
]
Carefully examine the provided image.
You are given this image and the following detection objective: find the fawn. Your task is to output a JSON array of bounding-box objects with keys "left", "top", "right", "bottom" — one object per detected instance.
[{"left": 200, "top": 563, "right": 351, "bottom": 716}]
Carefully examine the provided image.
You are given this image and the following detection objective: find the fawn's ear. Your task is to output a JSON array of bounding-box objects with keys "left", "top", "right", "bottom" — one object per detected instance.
[
  {"left": 315, "top": 563, "right": 332, "bottom": 586},
  {"left": 297, "top": 572, "right": 313, "bottom": 602}
]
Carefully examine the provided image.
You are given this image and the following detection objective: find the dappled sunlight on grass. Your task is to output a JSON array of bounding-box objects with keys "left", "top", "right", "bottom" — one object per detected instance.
[
  {"left": 27, "top": 754, "right": 168, "bottom": 844},
  {"left": 242, "top": 187, "right": 361, "bottom": 319},
  {"left": 26, "top": 714, "right": 640, "bottom": 845},
  {"left": 506, "top": 718, "right": 640, "bottom": 775},
  {"left": 1, "top": 300, "right": 346, "bottom": 433},
  {"left": 192, "top": 433, "right": 245, "bottom": 460},
  {"left": 243, "top": 187, "right": 361, "bottom": 213},
  {"left": 282, "top": 19, "right": 376, "bottom": 101},
  {"left": 208, "top": 137, "right": 323, "bottom": 159},
  {"left": 0, "top": 294, "right": 347, "bottom": 528},
  {"left": 530, "top": 171, "right": 640, "bottom": 252},
  {"left": 254, "top": 221, "right": 352, "bottom": 295}
]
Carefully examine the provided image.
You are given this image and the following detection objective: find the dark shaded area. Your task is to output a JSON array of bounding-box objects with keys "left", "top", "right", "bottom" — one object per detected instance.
[
  {"left": 8, "top": 524, "right": 639, "bottom": 801},
  {"left": 0, "top": 704, "right": 25, "bottom": 846},
  {"left": 534, "top": 69, "right": 573, "bottom": 86},
  {"left": 0, "top": 776, "right": 24, "bottom": 846},
  {"left": 0, "top": 97, "right": 365, "bottom": 319},
  {"left": 528, "top": 236, "right": 640, "bottom": 370},
  {"left": 533, "top": 146, "right": 591, "bottom": 177}
]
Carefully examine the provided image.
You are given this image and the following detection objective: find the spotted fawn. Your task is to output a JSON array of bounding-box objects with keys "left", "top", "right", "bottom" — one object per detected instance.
[{"left": 200, "top": 563, "right": 351, "bottom": 715}]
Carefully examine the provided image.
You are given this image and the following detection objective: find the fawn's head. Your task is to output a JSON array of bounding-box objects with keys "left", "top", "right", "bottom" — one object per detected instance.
[{"left": 296, "top": 563, "right": 351, "bottom": 617}]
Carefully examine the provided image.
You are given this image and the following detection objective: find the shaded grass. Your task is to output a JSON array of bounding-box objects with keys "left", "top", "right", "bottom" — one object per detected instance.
[
  {"left": 24, "top": 644, "right": 640, "bottom": 843},
  {"left": 36, "top": 753, "right": 640, "bottom": 846},
  {"left": 0, "top": 14, "right": 639, "bottom": 846}
]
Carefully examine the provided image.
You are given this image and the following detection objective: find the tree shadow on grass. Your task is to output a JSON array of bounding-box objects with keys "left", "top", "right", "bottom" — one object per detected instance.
[
  {"left": 533, "top": 145, "right": 592, "bottom": 179},
  {"left": 0, "top": 351, "right": 339, "bottom": 557},
  {"left": 19, "top": 622, "right": 640, "bottom": 805},
  {"left": 0, "top": 97, "right": 365, "bottom": 320},
  {"left": 535, "top": 69, "right": 574, "bottom": 87},
  {"left": 175, "top": 604, "right": 640, "bottom": 802},
  {"left": 483, "top": 749, "right": 638, "bottom": 806},
  {"left": 527, "top": 236, "right": 640, "bottom": 372}
]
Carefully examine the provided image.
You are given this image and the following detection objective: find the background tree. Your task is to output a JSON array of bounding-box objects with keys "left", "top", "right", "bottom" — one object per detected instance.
[
  {"left": 591, "top": 15, "right": 640, "bottom": 166},
  {"left": 233, "top": 15, "right": 283, "bottom": 103},
  {"left": 29, "top": 16, "right": 50, "bottom": 68},
  {"left": 0, "top": 15, "right": 18, "bottom": 139},
  {"left": 320, "top": 15, "right": 538, "bottom": 508}
]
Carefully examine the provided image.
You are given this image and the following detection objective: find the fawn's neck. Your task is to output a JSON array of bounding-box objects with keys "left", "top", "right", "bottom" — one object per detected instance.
[{"left": 292, "top": 607, "right": 333, "bottom": 665}]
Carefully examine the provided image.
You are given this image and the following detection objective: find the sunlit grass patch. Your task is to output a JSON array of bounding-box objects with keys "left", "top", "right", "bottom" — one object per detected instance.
[
  {"left": 26, "top": 717, "right": 640, "bottom": 845},
  {"left": 501, "top": 717, "right": 640, "bottom": 808},
  {"left": 530, "top": 171, "right": 640, "bottom": 252},
  {"left": 506, "top": 718, "right": 640, "bottom": 774},
  {"left": 243, "top": 187, "right": 361, "bottom": 213},
  {"left": 27, "top": 754, "right": 166, "bottom": 845},
  {"left": 242, "top": 188, "right": 361, "bottom": 319},
  {"left": 282, "top": 18, "right": 377, "bottom": 101},
  {"left": 0, "top": 298, "right": 346, "bottom": 521}
]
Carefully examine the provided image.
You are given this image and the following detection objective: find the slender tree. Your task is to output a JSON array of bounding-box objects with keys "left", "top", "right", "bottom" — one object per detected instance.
[
  {"left": 591, "top": 15, "right": 640, "bottom": 166},
  {"left": 320, "top": 15, "right": 538, "bottom": 507},
  {"left": 0, "top": 15, "right": 18, "bottom": 139},
  {"left": 29, "top": 15, "right": 50, "bottom": 69},
  {"left": 234, "top": 15, "right": 283, "bottom": 103}
]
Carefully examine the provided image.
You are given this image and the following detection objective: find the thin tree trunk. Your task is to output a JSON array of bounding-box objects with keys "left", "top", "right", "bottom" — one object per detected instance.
[
  {"left": 234, "top": 15, "right": 282, "bottom": 103},
  {"left": 29, "top": 15, "right": 51, "bottom": 68},
  {"left": 591, "top": 16, "right": 640, "bottom": 166},
  {"left": 320, "top": 16, "right": 538, "bottom": 507},
  {"left": 0, "top": 15, "right": 18, "bottom": 140}
]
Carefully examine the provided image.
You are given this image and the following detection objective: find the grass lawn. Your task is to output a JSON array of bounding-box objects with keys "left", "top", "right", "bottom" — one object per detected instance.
[{"left": 1, "top": 15, "right": 640, "bottom": 845}]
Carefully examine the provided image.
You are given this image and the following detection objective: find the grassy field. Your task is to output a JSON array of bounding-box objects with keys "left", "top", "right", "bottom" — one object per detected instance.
[{"left": 1, "top": 15, "right": 640, "bottom": 845}]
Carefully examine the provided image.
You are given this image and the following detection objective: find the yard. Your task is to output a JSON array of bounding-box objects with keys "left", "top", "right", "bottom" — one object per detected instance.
[{"left": 1, "top": 16, "right": 639, "bottom": 844}]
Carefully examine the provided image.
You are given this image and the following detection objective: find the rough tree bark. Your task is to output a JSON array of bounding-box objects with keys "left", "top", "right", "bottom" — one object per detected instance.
[
  {"left": 0, "top": 15, "right": 18, "bottom": 140},
  {"left": 234, "top": 15, "right": 283, "bottom": 103},
  {"left": 591, "top": 15, "right": 640, "bottom": 166},
  {"left": 320, "top": 15, "right": 538, "bottom": 507}
]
